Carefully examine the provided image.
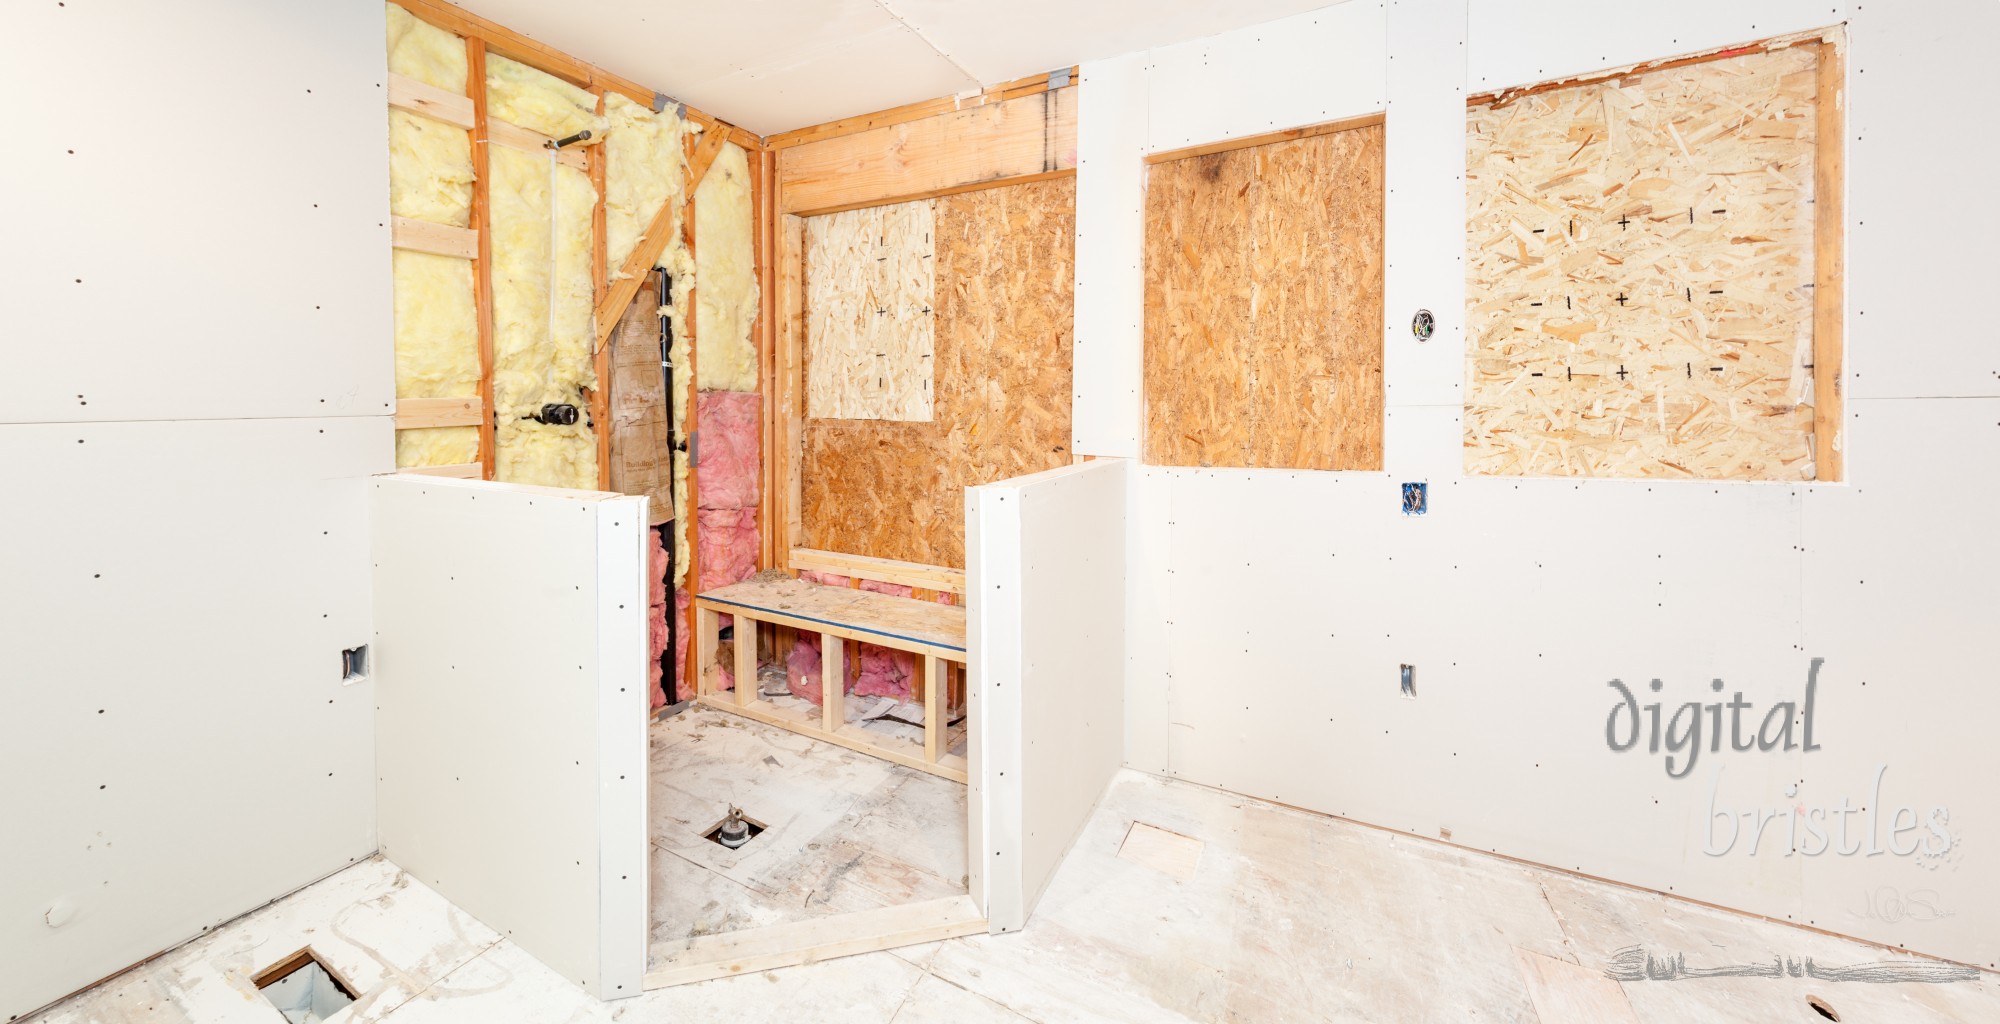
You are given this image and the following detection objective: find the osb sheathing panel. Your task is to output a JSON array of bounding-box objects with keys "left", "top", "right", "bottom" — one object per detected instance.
[
  {"left": 1464, "top": 46, "right": 1821, "bottom": 480},
  {"left": 805, "top": 200, "right": 937, "bottom": 421},
  {"left": 801, "top": 176, "right": 1076, "bottom": 568},
  {"left": 1142, "top": 126, "right": 1386, "bottom": 470}
]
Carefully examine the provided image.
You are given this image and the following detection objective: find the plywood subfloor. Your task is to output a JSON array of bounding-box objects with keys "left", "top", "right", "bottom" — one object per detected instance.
[
  {"left": 1143, "top": 124, "right": 1386, "bottom": 470},
  {"left": 32, "top": 772, "right": 2000, "bottom": 1023},
  {"left": 647, "top": 706, "right": 967, "bottom": 969},
  {"left": 799, "top": 175, "right": 1076, "bottom": 569}
]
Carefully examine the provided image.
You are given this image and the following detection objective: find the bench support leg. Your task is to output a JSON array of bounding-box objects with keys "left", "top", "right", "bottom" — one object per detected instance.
[
  {"left": 820, "top": 630, "right": 844, "bottom": 733},
  {"left": 734, "top": 613, "right": 758, "bottom": 707},
  {"left": 924, "top": 653, "right": 943, "bottom": 763},
  {"left": 695, "top": 604, "right": 720, "bottom": 699}
]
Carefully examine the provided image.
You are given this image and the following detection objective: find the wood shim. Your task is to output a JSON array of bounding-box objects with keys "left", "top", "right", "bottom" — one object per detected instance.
[
  {"left": 801, "top": 177, "right": 1075, "bottom": 568},
  {"left": 1142, "top": 125, "right": 1386, "bottom": 470},
  {"left": 805, "top": 200, "right": 937, "bottom": 421},
  {"left": 1465, "top": 45, "right": 1824, "bottom": 480}
]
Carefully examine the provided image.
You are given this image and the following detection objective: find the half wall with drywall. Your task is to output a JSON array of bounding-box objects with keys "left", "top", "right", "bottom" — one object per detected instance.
[
  {"left": 0, "top": 1, "right": 392, "bottom": 1018},
  {"left": 1078, "top": 0, "right": 2000, "bottom": 971}
]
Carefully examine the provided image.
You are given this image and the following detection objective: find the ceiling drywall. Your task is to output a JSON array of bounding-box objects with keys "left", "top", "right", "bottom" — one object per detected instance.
[{"left": 451, "top": 0, "right": 1345, "bottom": 136}]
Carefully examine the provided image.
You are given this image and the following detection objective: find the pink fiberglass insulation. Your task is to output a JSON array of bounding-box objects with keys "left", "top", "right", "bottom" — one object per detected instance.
[
  {"left": 698, "top": 507, "right": 759, "bottom": 592},
  {"left": 782, "top": 633, "right": 916, "bottom": 704},
  {"left": 697, "top": 391, "right": 760, "bottom": 510},
  {"left": 649, "top": 531, "right": 670, "bottom": 709}
]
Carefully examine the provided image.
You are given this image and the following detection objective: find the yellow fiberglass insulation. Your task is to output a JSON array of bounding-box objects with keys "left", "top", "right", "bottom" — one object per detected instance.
[
  {"left": 604, "top": 92, "right": 687, "bottom": 275},
  {"left": 388, "top": 109, "right": 473, "bottom": 226},
  {"left": 392, "top": 250, "right": 480, "bottom": 398},
  {"left": 385, "top": 2, "right": 466, "bottom": 93},
  {"left": 486, "top": 55, "right": 605, "bottom": 141},
  {"left": 496, "top": 417, "right": 598, "bottom": 490},
  {"left": 489, "top": 144, "right": 598, "bottom": 416},
  {"left": 395, "top": 426, "right": 479, "bottom": 468},
  {"left": 694, "top": 142, "right": 760, "bottom": 393}
]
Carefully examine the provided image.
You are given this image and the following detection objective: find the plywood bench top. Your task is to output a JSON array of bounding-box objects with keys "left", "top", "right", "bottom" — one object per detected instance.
[{"left": 697, "top": 578, "right": 966, "bottom": 656}]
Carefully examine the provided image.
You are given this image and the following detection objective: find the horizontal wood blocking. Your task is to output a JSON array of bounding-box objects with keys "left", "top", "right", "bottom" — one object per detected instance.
[
  {"left": 398, "top": 462, "right": 482, "bottom": 479},
  {"left": 1145, "top": 111, "right": 1385, "bottom": 164},
  {"left": 766, "top": 67, "right": 1079, "bottom": 150},
  {"left": 790, "top": 548, "right": 967, "bottom": 594},
  {"left": 387, "top": 72, "right": 473, "bottom": 129},
  {"left": 395, "top": 396, "right": 482, "bottom": 430},
  {"left": 776, "top": 87, "right": 1077, "bottom": 216},
  {"left": 643, "top": 894, "right": 984, "bottom": 988},
  {"left": 391, "top": 216, "right": 478, "bottom": 260}
]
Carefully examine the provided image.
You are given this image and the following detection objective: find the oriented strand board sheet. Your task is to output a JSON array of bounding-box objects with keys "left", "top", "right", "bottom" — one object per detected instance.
[
  {"left": 701, "top": 577, "right": 967, "bottom": 654},
  {"left": 1464, "top": 45, "right": 1821, "bottom": 479},
  {"left": 801, "top": 176, "right": 1075, "bottom": 568},
  {"left": 805, "top": 200, "right": 937, "bottom": 421},
  {"left": 1142, "top": 125, "right": 1387, "bottom": 470}
]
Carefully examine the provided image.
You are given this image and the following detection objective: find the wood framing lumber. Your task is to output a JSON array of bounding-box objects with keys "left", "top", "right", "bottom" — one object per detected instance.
[
  {"left": 394, "top": 396, "right": 481, "bottom": 429},
  {"left": 642, "top": 895, "right": 984, "bottom": 989},
  {"left": 734, "top": 618, "right": 757, "bottom": 709},
  {"left": 593, "top": 124, "right": 730, "bottom": 355},
  {"left": 789, "top": 548, "right": 967, "bottom": 594},
  {"left": 387, "top": 72, "right": 474, "bottom": 129},
  {"left": 1812, "top": 39, "right": 1845, "bottom": 481},
  {"left": 820, "top": 630, "right": 844, "bottom": 733},
  {"left": 778, "top": 215, "right": 806, "bottom": 563},
  {"left": 766, "top": 67, "right": 1078, "bottom": 150},
  {"left": 698, "top": 579, "right": 966, "bottom": 657},
  {"left": 692, "top": 694, "right": 969, "bottom": 785},
  {"left": 687, "top": 128, "right": 731, "bottom": 192},
  {"left": 695, "top": 604, "right": 719, "bottom": 698},
  {"left": 1144, "top": 111, "right": 1385, "bottom": 164},
  {"left": 399, "top": 462, "right": 481, "bottom": 479},
  {"left": 390, "top": 216, "right": 478, "bottom": 260},
  {"left": 776, "top": 87, "right": 1077, "bottom": 216},
  {"left": 487, "top": 117, "right": 588, "bottom": 169},
  {"left": 589, "top": 90, "right": 612, "bottom": 490},
  {"left": 923, "top": 654, "right": 943, "bottom": 764},
  {"left": 467, "top": 41, "right": 497, "bottom": 479}
]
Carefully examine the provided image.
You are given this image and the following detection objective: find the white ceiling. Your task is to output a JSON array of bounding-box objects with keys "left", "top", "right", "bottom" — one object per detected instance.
[{"left": 454, "top": 0, "right": 1343, "bottom": 136}]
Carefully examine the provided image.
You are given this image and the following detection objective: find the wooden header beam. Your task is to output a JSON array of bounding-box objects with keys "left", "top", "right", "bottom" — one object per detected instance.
[{"left": 766, "top": 67, "right": 1078, "bottom": 151}]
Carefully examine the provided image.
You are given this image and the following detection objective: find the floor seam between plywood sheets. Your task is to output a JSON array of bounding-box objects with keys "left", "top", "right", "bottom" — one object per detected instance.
[{"left": 1536, "top": 877, "right": 1585, "bottom": 965}]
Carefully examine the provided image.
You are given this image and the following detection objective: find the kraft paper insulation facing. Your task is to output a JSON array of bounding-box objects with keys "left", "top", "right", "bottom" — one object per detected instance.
[
  {"left": 604, "top": 92, "right": 687, "bottom": 275},
  {"left": 1142, "top": 125, "right": 1386, "bottom": 471},
  {"left": 1464, "top": 45, "right": 1821, "bottom": 480},
  {"left": 608, "top": 279, "right": 674, "bottom": 525},
  {"left": 801, "top": 176, "right": 1076, "bottom": 567},
  {"left": 693, "top": 142, "right": 760, "bottom": 392},
  {"left": 385, "top": 2, "right": 465, "bottom": 93},
  {"left": 484, "top": 54, "right": 605, "bottom": 142},
  {"left": 489, "top": 144, "right": 597, "bottom": 417},
  {"left": 805, "top": 200, "right": 936, "bottom": 421}
]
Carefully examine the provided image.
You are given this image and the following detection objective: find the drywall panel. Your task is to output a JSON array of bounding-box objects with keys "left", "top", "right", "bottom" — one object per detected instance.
[
  {"left": 1383, "top": 0, "right": 1468, "bottom": 409},
  {"left": 1464, "top": 45, "right": 1824, "bottom": 480},
  {"left": 967, "top": 459, "right": 1128, "bottom": 931},
  {"left": 1081, "top": 0, "right": 2000, "bottom": 971},
  {"left": 801, "top": 176, "right": 1076, "bottom": 567},
  {"left": 1142, "top": 124, "right": 1386, "bottom": 470},
  {"left": 1071, "top": 52, "right": 1149, "bottom": 458},
  {"left": 1843, "top": 0, "right": 2000, "bottom": 400},
  {"left": 372, "top": 476, "right": 648, "bottom": 998},
  {"left": 3, "top": 0, "right": 392, "bottom": 424},
  {"left": 0, "top": 416, "right": 386, "bottom": 1020},
  {"left": 1144, "top": 3, "right": 1386, "bottom": 154},
  {"left": 1467, "top": 0, "right": 1843, "bottom": 95}
]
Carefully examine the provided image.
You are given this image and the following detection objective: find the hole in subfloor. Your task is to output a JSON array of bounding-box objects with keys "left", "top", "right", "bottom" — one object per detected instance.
[
  {"left": 253, "top": 948, "right": 355, "bottom": 1023},
  {"left": 1807, "top": 994, "right": 1840, "bottom": 1021},
  {"left": 702, "top": 806, "right": 766, "bottom": 849}
]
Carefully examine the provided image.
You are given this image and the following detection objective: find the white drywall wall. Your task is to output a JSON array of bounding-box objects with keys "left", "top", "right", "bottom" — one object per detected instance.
[
  {"left": 0, "top": 1, "right": 392, "bottom": 1017},
  {"left": 1081, "top": 0, "right": 2000, "bottom": 970},
  {"left": 967, "top": 460, "right": 1128, "bottom": 932},
  {"left": 371, "top": 476, "right": 650, "bottom": 999}
]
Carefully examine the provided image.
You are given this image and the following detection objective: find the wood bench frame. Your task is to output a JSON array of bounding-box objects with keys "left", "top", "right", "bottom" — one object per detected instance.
[{"left": 693, "top": 553, "right": 970, "bottom": 784}]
